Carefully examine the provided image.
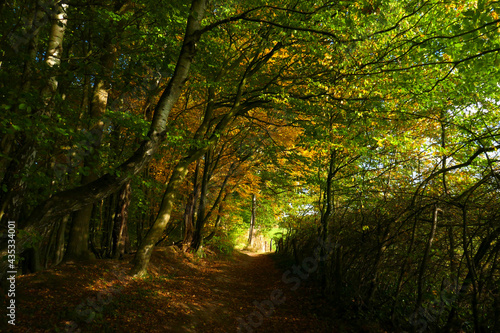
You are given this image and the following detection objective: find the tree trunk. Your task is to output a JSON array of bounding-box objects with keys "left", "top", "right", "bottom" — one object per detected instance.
[
  {"left": 414, "top": 206, "right": 440, "bottom": 316},
  {"left": 190, "top": 149, "right": 212, "bottom": 251},
  {"left": 64, "top": 198, "right": 95, "bottom": 261},
  {"left": 182, "top": 192, "right": 196, "bottom": 251},
  {"left": 64, "top": 143, "right": 102, "bottom": 261},
  {"left": 19, "top": 1, "right": 46, "bottom": 92},
  {"left": 182, "top": 160, "right": 200, "bottom": 251},
  {"left": 54, "top": 215, "right": 69, "bottom": 265},
  {"left": 198, "top": 161, "right": 237, "bottom": 245},
  {"left": 319, "top": 149, "right": 336, "bottom": 291},
  {"left": 448, "top": 224, "right": 457, "bottom": 286},
  {"left": 112, "top": 181, "right": 131, "bottom": 259},
  {"left": 102, "top": 193, "right": 117, "bottom": 258},
  {"left": 204, "top": 194, "right": 228, "bottom": 243},
  {"left": 44, "top": 224, "right": 57, "bottom": 268},
  {"left": 131, "top": 154, "right": 203, "bottom": 276},
  {"left": 63, "top": 27, "right": 116, "bottom": 261},
  {"left": 365, "top": 220, "right": 391, "bottom": 306},
  {"left": 391, "top": 213, "right": 418, "bottom": 322},
  {"left": 41, "top": 1, "right": 68, "bottom": 100},
  {"left": 248, "top": 193, "right": 256, "bottom": 246}
]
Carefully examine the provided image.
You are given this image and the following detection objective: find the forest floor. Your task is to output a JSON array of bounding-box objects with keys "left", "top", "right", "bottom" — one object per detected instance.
[{"left": 3, "top": 247, "right": 384, "bottom": 332}]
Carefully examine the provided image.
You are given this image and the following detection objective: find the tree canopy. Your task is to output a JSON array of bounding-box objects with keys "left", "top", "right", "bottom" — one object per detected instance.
[{"left": 1, "top": 0, "right": 499, "bottom": 331}]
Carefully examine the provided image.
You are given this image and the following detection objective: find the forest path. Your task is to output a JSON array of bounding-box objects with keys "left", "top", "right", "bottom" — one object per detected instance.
[
  {"left": 165, "top": 250, "right": 336, "bottom": 333},
  {"left": 11, "top": 249, "right": 346, "bottom": 332},
  {"left": 186, "top": 252, "right": 335, "bottom": 332}
]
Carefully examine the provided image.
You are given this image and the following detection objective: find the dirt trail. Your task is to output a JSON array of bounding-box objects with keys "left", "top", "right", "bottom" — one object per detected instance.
[
  {"left": 10, "top": 250, "right": 341, "bottom": 332},
  {"left": 159, "top": 251, "right": 336, "bottom": 333}
]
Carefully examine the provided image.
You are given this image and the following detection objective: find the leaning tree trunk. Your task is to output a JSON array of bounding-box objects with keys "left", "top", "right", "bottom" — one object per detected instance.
[{"left": 131, "top": 151, "right": 206, "bottom": 276}]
